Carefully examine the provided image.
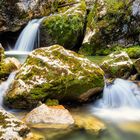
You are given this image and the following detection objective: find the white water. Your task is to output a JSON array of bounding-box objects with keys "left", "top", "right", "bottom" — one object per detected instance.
[
  {"left": 14, "top": 18, "right": 44, "bottom": 52},
  {"left": 91, "top": 79, "right": 140, "bottom": 122},
  {"left": 0, "top": 72, "right": 16, "bottom": 108}
]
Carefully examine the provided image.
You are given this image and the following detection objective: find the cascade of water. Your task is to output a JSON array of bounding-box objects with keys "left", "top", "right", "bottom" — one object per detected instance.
[
  {"left": 0, "top": 72, "right": 16, "bottom": 108},
  {"left": 95, "top": 79, "right": 140, "bottom": 108},
  {"left": 91, "top": 79, "right": 140, "bottom": 121},
  {"left": 14, "top": 18, "right": 44, "bottom": 52}
]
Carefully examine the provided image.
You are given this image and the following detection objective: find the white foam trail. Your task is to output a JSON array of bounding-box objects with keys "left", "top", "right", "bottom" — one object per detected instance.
[
  {"left": 0, "top": 72, "right": 16, "bottom": 108},
  {"left": 14, "top": 18, "right": 44, "bottom": 52},
  {"left": 91, "top": 79, "right": 140, "bottom": 122}
]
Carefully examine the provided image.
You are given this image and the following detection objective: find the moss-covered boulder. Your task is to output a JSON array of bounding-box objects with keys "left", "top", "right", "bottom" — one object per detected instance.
[
  {"left": 0, "top": 57, "right": 21, "bottom": 79},
  {"left": 4, "top": 45, "right": 104, "bottom": 109},
  {"left": 0, "top": 109, "right": 34, "bottom": 140},
  {"left": 134, "top": 58, "right": 140, "bottom": 74},
  {"left": 0, "top": 44, "right": 21, "bottom": 79},
  {"left": 81, "top": 0, "right": 140, "bottom": 55},
  {"left": 41, "top": 1, "right": 86, "bottom": 49},
  {"left": 101, "top": 51, "right": 133, "bottom": 78}
]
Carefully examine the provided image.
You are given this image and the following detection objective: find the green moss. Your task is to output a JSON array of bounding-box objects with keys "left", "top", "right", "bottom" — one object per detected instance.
[
  {"left": 5, "top": 45, "right": 104, "bottom": 109},
  {"left": 42, "top": 2, "right": 86, "bottom": 49},
  {"left": 94, "top": 45, "right": 140, "bottom": 59},
  {"left": 45, "top": 99, "right": 59, "bottom": 106}
]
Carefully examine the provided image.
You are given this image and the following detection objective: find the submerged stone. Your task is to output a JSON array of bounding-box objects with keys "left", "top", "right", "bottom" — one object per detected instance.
[
  {"left": 101, "top": 51, "right": 133, "bottom": 78},
  {"left": 73, "top": 113, "right": 105, "bottom": 134},
  {"left": 4, "top": 45, "right": 104, "bottom": 109}
]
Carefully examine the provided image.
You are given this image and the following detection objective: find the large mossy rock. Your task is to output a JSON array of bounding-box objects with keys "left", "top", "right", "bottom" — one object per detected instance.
[
  {"left": 4, "top": 45, "right": 104, "bottom": 109},
  {"left": 41, "top": 1, "right": 86, "bottom": 49},
  {"left": 101, "top": 51, "right": 133, "bottom": 78},
  {"left": 80, "top": 0, "right": 140, "bottom": 55},
  {"left": 0, "top": 109, "right": 35, "bottom": 140}
]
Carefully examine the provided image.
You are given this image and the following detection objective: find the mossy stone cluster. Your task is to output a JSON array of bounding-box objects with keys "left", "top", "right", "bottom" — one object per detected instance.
[
  {"left": 81, "top": 0, "right": 140, "bottom": 55},
  {"left": 5, "top": 45, "right": 104, "bottom": 109},
  {"left": 101, "top": 51, "right": 133, "bottom": 78},
  {"left": 80, "top": 45, "right": 140, "bottom": 59},
  {"left": 41, "top": 1, "right": 86, "bottom": 49}
]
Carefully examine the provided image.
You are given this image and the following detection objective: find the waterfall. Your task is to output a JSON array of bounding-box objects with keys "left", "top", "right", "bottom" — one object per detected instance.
[
  {"left": 14, "top": 18, "right": 44, "bottom": 52},
  {"left": 91, "top": 79, "right": 140, "bottom": 121},
  {"left": 0, "top": 72, "right": 16, "bottom": 108}
]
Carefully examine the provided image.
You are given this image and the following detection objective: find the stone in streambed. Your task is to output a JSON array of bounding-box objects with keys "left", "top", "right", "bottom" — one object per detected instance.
[
  {"left": 23, "top": 104, "right": 74, "bottom": 128},
  {"left": 101, "top": 51, "right": 133, "bottom": 78},
  {"left": 73, "top": 113, "right": 105, "bottom": 134},
  {"left": 0, "top": 109, "right": 40, "bottom": 140},
  {"left": 4, "top": 45, "right": 104, "bottom": 109}
]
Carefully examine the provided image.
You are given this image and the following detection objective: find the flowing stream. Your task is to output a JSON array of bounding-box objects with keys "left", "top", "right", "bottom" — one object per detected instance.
[
  {"left": 14, "top": 18, "right": 44, "bottom": 52},
  {"left": 1, "top": 16, "right": 140, "bottom": 140},
  {"left": 91, "top": 79, "right": 140, "bottom": 122}
]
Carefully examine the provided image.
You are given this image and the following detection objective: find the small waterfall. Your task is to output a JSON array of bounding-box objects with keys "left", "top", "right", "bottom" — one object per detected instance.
[
  {"left": 14, "top": 18, "right": 44, "bottom": 52},
  {"left": 91, "top": 79, "right": 140, "bottom": 121},
  {"left": 0, "top": 72, "right": 16, "bottom": 108}
]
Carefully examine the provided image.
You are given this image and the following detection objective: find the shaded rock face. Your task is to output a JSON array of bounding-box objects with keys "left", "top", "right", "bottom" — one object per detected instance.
[
  {"left": 0, "top": 43, "right": 4, "bottom": 62},
  {"left": 4, "top": 45, "right": 104, "bottom": 109},
  {"left": 134, "top": 58, "right": 140, "bottom": 74},
  {"left": 0, "top": 0, "right": 80, "bottom": 33},
  {"left": 101, "top": 51, "right": 133, "bottom": 78},
  {"left": 23, "top": 104, "right": 74, "bottom": 127},
  {"left": 81, "top": 0, "right": 140, "bottom": 54},
  {"left": 41, "top": 1, "right": 86, "bottom": 49},
  {"left": 0, "top": 109, "right": 32, "bottom": 140}
]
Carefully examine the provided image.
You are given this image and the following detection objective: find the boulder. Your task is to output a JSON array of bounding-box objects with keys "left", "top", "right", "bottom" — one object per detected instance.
[
  {"left": 101, "top": 51, "right": 133, "bottom": 78},
  {"left": 4, "top": 45, "right": 104, "bottom": 109},
  {"left": 23, "top": 104, "right": 74, "bottom": 128},
  {"left": 0, "top": 57, "right": 21, "bottom": 78},
  {"left": 41, "top": 1, "right": 86, "bottom": 49},
  {"left": 0, "top": 109, "right": 35, "bottom": 140},
  {"left": 134, "top": 58, "right": 140, "bottom": 74}
]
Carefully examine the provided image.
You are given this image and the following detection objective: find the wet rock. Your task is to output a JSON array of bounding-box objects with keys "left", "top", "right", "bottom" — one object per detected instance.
[
  {"left": 101, "top": 51, "right": 133, "bottom": 78},
  {"left": 23, "top": 104, "right": 74, "bottom": 128},
  {"left": 73, "top": 113, "right": 105, "bottom": 134},
  {"left": 0, "top": 109, "right": 34, "bottom": 140},
  {"left": 4, "top": 45, "right": 104, "bottom": 109}
]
